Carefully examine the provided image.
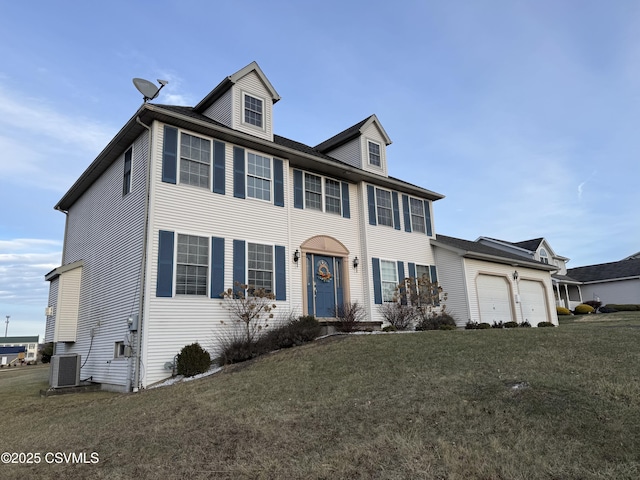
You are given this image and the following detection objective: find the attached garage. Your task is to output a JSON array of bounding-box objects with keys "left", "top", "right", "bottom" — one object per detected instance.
[
  {"left": 477, "top": 274, "right": 514, "bottom": 324},
  {"left": 519, "top": 279, "right": 550, "bottom": 325}
]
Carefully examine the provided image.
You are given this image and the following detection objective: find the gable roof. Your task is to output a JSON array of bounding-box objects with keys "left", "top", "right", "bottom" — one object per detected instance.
[
  {"left": 194, "top": 61, "right": 281, "bottom": 113},
  {"left": 512, "top": 238, "right": 545, "bottom": 252},
  {"left": 432, "top": 234, "right": 556, "bottom": 271},
  {"left": 567, "top": 258, "right": 640, "bottom": 283},
  {"left": 314, "top": 114, "right": 392, "bottom": 153}
]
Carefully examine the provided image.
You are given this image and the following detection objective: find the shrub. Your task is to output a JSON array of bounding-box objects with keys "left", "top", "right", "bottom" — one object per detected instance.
[
  {"left": 334, "top": 302, "right": 366, "bottom": 332},
  {"left": 478, "top": 322, "right": 491, "bottom": 329},
  {"left": 584, "top": 300, "right": 602, "bottom": 310},
  {"left": 39, "top": 342, "right": 54, "bottom": 364},
  {"left": 598, "top": 306, "right": 617, "bottom": 313},
  {"left": 465, "top": 321, "right": 480, "bottom": 330},
  {"left": 260, "top": 315, "right": 321, "bottom": 350},
  {"left": 415, "top": 311, "right": 457, "bottom": 331},
  {"left": 378, "top": 302, "right": 415, "bottom": 331},
  {"left": 504, "top": 321, "right": 519, "bottom": 328},
  {"left": 492, "top": 321, "right": 504, "bottom": 329},
  {"left": 574, "top": 304, "right": 595, "bottom": 315},
  {"left": 176, "top": 343, "right": 211, "bottom": 377},
  {"left": 382, "top": 325, "right": 397, "bottom": 332},
  {"left": 537, "top": 322, "right": 555, "bottom": 327},
  {"left": 556, "top": 306, "right": 571, "bottom": 316},
  {"left": 519, "top": 321, "right": 532, "bottom": 328},
  {"left": 220, "top": 282, "right": 276, "bottom": 346},
  {"left": 603, "top": 304, "right": 640, "bottom": 311}
]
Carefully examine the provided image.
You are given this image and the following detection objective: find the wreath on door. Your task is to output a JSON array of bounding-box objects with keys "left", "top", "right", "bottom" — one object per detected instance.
[{"left": 317, "top": 260, "right": 332, "bottom": 282}]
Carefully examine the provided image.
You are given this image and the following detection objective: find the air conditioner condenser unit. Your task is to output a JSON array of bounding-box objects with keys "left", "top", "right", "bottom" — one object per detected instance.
[{"left": 50, "top": 354, "right": 81, "bottom": 388}]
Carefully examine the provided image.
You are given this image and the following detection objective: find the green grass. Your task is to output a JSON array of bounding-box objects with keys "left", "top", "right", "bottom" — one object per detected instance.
[{"left": 1, "top": 314, "right": 640, "bottom": 479}]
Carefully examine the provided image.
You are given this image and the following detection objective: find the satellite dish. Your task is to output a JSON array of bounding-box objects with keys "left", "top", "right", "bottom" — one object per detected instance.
[{"left": 133, "top": 78, "right": 169, "bottom": 102}]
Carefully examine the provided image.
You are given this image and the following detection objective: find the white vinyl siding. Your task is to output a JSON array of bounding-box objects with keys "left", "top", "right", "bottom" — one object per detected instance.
[
  {"left": 202, "top": 88, "right": 232, "bottom": 127},
  {"left": 53, "top": 265, "right": 83, "bottom": 342},
  {"left": 234, "top": 71, "right": 273, "bottom": 141}
]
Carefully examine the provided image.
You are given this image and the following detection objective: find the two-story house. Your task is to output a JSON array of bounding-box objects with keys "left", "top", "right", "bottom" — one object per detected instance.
[{"left": 44, "top": 62, "right": 448, "bottom": 391}]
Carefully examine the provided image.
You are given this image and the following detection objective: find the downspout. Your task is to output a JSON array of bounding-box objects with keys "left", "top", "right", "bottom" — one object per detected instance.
[{"left": 133, "top": 115, "right": 153, "bottom": 392}]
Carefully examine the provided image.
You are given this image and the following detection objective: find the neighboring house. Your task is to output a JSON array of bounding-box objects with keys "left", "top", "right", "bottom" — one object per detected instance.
[
  {"left": 476, "top": 237, "right": 583, "bottom": 310},
  {"left": 44, "top": 62, "right": 447, "bottom": 392},
  {"left": 432, "top": 235, "right": 558, "bottom": 327},
  {"left": 567, "top": 258, "right": 640, "bottom": 306},
  {"left": 0, "top": 336, "right": 39, "bottom": 364}
]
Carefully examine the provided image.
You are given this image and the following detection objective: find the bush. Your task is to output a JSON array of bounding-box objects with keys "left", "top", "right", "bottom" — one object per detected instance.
[
  {"left": 584, "top": 300, "right": 602, "bottom": 310},
  {"left": 415, "top": 311, "right": 457, "bottom": 331},
  {"left": 334, "top": 302, "right": 366, "bottom": 332},
  {"left": 492, "top": 321, "right": 504, "bottom": 329},
  {"left": 382, "top": 325, "right": 397, "bottom": 332},
  {"left": 176, "top": 343, "right": 211, "bottom": 377},
  {"left": 259, "top": 315, "right": 321, "bottom": 350},
  {"left": 574, "top": 304, "right": 595, "bottom": 315},
  {"left": 537, "top": 322, "right": 555, "bottom": 327},
  {"left": 40, "top": 342, "right": 54, "bottom": 364},
  {"left": 519, "top": 321, "right": 532, "bottom": 328},
  {"left": 556, "top": 306, "right": 571, "bottom": 316},
  {"left": 504, "top": 321, "right": 519, "bottom": 328},
  {"left": 598, "top": 306, "right": 617, "bottom": 313},
  {"left": 465, "top": 321, "right": 480, "bottom": 330},
  {"left": 603, "top": 304, "right": 640, "bottom": 311},
  {"left": 378, "top": 302, "right": 415, "bottom": 331}
]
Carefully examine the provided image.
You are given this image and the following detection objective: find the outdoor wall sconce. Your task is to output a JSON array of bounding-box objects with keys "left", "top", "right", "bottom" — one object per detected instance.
[
  {"left": 512, "top": 270, "right": 519, "bottom": 281},
  {"left": 293, "top": 249, "right": 300, "bottom": 263},
  {"left": 353, "top": 256, "right": 359, "bottom": 269}
]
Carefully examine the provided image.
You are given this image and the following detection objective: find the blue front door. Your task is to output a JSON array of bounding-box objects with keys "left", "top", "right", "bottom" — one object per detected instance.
[{"left": 314, "top": 255, "right": 336, "bottom": 317}]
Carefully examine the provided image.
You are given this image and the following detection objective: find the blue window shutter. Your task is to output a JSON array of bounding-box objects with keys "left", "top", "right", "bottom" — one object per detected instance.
[
  {"left": 397, "top": 261, "right": 406, "bottom": 305},
  {"left": 293, "top": 169, "right": 303, "bottom": 209},
  {"left": 372, "top": 257, "right": 382, "bottom": 304},
  {"left": 273, "top": 158, "right": 284, "bottom": 207},
  {"left": 233, "top": 240, "right": 246, "bottom": 295},
  {"left": 392, "top": 192, "right": 401, "bottom": 230},
  {"left": 430, "top": 265, "right": 439, "bottom": 306},
  {"left": 367, "top": 185, "right": 377, "bottom": 226},
  {"left": 162, "top": 126, "right": 178, "bottom": 184},
  {"left": 341, "top": 182, "right": 350, "bottom": 218},
  {"left": 211, "top": 237, "right": 225, "bottom": 299},
  {"left": 213, "top": 141, "right": 225, "bottom": 195},
  {"left": 424, "top": 200, "right": 433, "bottom": 236},
  {"left": 408, "top": 262, "right": 416, "bottom": 279},
  {"left": 275, "top": 245, "right": 286, "bottom": 300},
  {"left": 156, "top": 230, "right": 174, "bottom": 297},
  {"left": 233, "top": 147, "right": 245, "bottom": 199},
  {"left": 402, "top": 195, "right": 412, "bottom": 232}
]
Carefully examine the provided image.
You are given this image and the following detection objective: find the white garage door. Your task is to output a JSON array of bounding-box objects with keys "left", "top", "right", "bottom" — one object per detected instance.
[
  {"left": 477, "top": 274, "right": 513, "bottom": 324},
  {"left": 519, "top": 280, "right": 549, "bottom": 326}
]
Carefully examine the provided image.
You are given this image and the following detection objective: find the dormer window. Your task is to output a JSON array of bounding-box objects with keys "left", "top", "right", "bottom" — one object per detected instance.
[
  {"left": 243, "top": 93, "right": 264, "bottom": 128},
  {"left": 540, "top": 248, "right": 549, "bottom": 264},
  {"left": 368, "top": 141, "right": 381, "bottom": 167}
]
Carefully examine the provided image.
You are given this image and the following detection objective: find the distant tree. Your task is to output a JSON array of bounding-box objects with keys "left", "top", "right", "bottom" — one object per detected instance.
[{"left": 39, "top": 342, "right": 54, "bottom": 363}]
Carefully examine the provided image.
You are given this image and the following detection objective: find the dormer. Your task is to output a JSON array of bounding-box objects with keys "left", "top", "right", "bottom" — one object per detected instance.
[
  {"left": 315, "top": 115, "right": 392, "bottom": 176},
  {"left": 194, "top": 61, "right": 281, "bottom": 142}
]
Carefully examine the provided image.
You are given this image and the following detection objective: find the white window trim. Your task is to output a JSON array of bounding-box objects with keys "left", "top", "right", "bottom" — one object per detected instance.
[
  {"left": 177, "top": 129, "right": 212, "bottom": 190},
  {"left": 246, "top": 241, "right": 275, "bottom": 294},
  {"left": 241, "top": 91, "right": 266, "bottom": 132},
  {"left": 374, "top": 187, "right": 395, "bottom": 228},
  {"left": 123, "top": 145, "right": 133, "bottom": 196},
  {"left": 303, "top": 172, "right": 343, "bottom": 215},
  {"left": 408, "top": 196, "right": 427, "bottom": 234},
  {"left": 380, "top": 258, "right": 399, "bottom": 303},
  {"left": 246, "top": 150, "right": 273, "bottom": 203},
  {"left": 367, "top": 139, "right": 382, "bottom": 168},
  {"left": 174, "top": 231, "right": 210, "bottom": 297},
  {"left": 114, "top": 341, "right": 126, "bottom": 359}
]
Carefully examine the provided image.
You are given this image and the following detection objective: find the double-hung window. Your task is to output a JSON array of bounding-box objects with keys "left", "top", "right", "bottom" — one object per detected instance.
[
  {"left": 380, "top": 260, "right": 398, "bottom": 302},
  {"left": 324, "top": 178, "right": 342, "bottom": 214},
  {"left": 122, "top": 147, "right": 132, "bottom": 196},
  {"left": 304, "top": 173, "right": 322, "bottom": 210},
  {"left": 179, "top": 133, "right": 211, "bottom": 189},
  {"left": 368, "top": 141, "right": 381, "bottom": 167},
  {"left": 244, "top": 93, "right": 263, "bottom": 128},
  {"left": 375, "top": 188, "right": 393, "bottom": 227},
  {"left": 248, "top": 243, "right": 273, "bottom": 292},
  {"left": 247, "top": 153, "right": 271, "bottom": 201},
  {"left": 176, "top": 234, "right": 209, "bottom": 295},
  {"left": 409, "top": 197, "right": 426, "bottom": 233}
]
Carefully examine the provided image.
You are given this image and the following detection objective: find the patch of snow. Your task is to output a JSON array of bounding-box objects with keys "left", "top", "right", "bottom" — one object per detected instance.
[{"left": 147, "top": 365, "right": 222, "bottom": 390}]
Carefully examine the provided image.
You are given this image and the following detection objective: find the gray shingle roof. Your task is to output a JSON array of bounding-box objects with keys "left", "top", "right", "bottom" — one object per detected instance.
[
  {"left": 567, "top": 258, "right": 640, "bottom": 282},
  {"left": 314, "top": 116, "right": 371, "bottom": 152}
]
